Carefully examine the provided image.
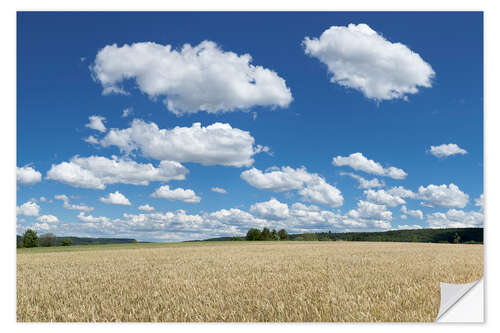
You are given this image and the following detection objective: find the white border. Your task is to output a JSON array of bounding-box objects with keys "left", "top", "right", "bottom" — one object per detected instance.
[{"left": 2, "top": 1, "right": 498, "bottom": 332}]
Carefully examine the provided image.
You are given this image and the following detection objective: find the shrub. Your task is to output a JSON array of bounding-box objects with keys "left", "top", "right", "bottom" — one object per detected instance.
[
  {"left": 61, "top": 238, "right": 72, "bottom": 246},
  {"left": 22, "top": 229, "right": 39, "bottom": 248},
  {"left": 39, "top": 233, "right": 57, "bottom": 247}
]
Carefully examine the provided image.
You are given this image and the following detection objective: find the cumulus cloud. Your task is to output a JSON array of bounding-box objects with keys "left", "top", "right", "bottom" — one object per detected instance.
[
  {"left": 151, "top": 185, "right": 201, "bottom": 203},
  {"left": 36, "top": 215, "right": 59, "bottom": 223},
  {"left": 122, "top": 107, "right": 133, "bottom": 117},
  {"left": 400, "top": 205, "right": 423, "bottom": 220},
  {"left": 17, "top": 165, "right": 42, "bottom": 185},
  {"left": 211, "top": 187, "right": 228, "bottom": 194},
  {"left": 386, "top": 186, "right": 416, "bottom": 199},
  {"left": 241, "top": 166, "right": 343, "bottom": 207},
  {"left": 303, "top": 23, "right": 434, "bottom": 101},
  {"left": 429, "top": 143, "right": 467, "bottom": 158},
  {"left": 85, "top": 115, "right": 107, "bottom": 132},
  {"left": 100, "top": 120, "right": 265, "bottom": 168},
  {"left": 364, "top": 189, "right": 405, "bottom": 207},
  {"left": 84, "top": 136, "right": 100, "bottom": 145},
  {"left": 475, "top": 194, "right": 484, "bottom": 211},
  {"left": 16, "top": 201, "right": 40, "bottom": 216},
  {"left": 340, "top": 172, "right": 385, "bottom": 189},
  {"left": 396, "top": 224, "right": 423, "bottom": 230},
  {"left": 77, "top": 212, "right": 110, "bottom": 223},
  {"left": 347, "top": 200, "right": 392, "bottom": 222},
  {"left": 250, "top": 198, "right": 290, "bottom": 220},
  {"left": 417, "top": 184, "right": 469, "bottom": 208},
  {"left": 332, "top": 153, "right": 407, "bottom": 179},
  {"left": 138, "top": 204, "right": 155, "bottom": 211},
  {"left": 427, "top": 209, "right": 483, "bottom": 228},
  {"left": 100, "top": 191, "right": 131, "bottom": 205},
  {"left": 54, "top": 194, "right": 94, "bottom": 212},
  {"left": 91, "top": 41, "right": 293, "bottom": 115},
  {"left": 47, "top": 155, "right": 188, "bottom": 189}
]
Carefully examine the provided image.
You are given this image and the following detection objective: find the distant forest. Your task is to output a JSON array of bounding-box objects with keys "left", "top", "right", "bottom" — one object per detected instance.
[{"left": 202, "top": 227, "right": 483, "bottom": 244}]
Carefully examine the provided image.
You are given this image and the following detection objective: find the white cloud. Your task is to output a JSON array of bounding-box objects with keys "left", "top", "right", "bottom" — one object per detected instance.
[
  {"left": 396, "top": 224, "right": 423, "bottom": 230},
  {"left": 91, "top": 41, "right": 293, "bottom": 115},
  {"left": 475, "top": 194, "right": 484, "bottom": 211},
  {"left": 332, "top": 153, "right": 407, "bottom": 179},
  {"left": 303, "top": 23, "right": 434, "bottom": 101},
  {"left": 47, "top": 155, "right": 188, "bottom": 189},
  {"left": 16, "top": 201, "right": 40, "bottom": 216},
  {"left": 17, "top": 165, "right": 42, "bottom": 185},
  {"left": 85, "top": 115, "right": 107, "bottom": 132},
  {"left": 100, "top": 120, "right": 264, "bottom": 168},
  {"left": 386, "top": 186, "right": 416, "bottom": 199},
  {"left": 427, "top": 209, "right": 483, "bottom": 228},
  {"left": 364, "top": 189, "right": 405, "bottom": 207},
  {"left": 151, "top": 185, "right": 201, "bottom": 203},
  {"left": 429, "top": 143, "right": 467, "bottom": 158},
  {"left": 122, "top": 107, "right": 133, "bottom": 117},
  {"left": 32, "top": 222, "right": 50, "bottom": 231},
  {"left": 347, "top": 200, "right": 392, "bottom": 222},
  {"left": 400, "top": 205, "right": 424, "bottom": 220},
  {"left": 39, "top": 196, "right": 47, "bottom": 202},
  {"left": 417, "top": 184, "right": 469, "bottom": 208},
  {"left": 84, "top": 136, "right": 100, "bottom": 144},
  {"left": 400, "top": 215, "right": 407, "bottom": 220},
  {"left": 211, "top": 187, "right": 228, "bottom": 194},
  {"left": 138, "top": 204, "right": 155, "bottom": 211},
  {"left": 250, "top": 198, "right": 290, "bottom": 220},
  {"left": 340, "top": 172, "right": 385, "bottom": 189},
  {"left": 100, "top": 191, "right": 131, "bottom": 206},
  {"left": 54, "top": 194, "right": 94, "bottom": 212},
  {"left": 241, "top": 166, "right": 343, "bottom": 207},
  {"left": 77, "top": 212, "right": 110, "bottom": 223},
  {"left": 36, "top": 215, "right": 59, "bottom": 223}
]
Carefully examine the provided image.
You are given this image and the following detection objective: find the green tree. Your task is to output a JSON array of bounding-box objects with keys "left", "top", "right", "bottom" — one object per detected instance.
[
  {"left": 231, "top": 236, "right": 244, "bottom": 241},
  {"left": 453, "top": 232, "right": 461, "bottom": 244},
  {"left": 22, "top": 229, "right": 39, "bottom": 248},
  {"left": 39, "top": 233, "right": 57, "bottom": 247},
  {"left": 278, "top": 229, "right": 288, "bottom": 240},
  {"left": 261, "top": 227, "right": 272, "bottom": 241},
  {"left": 271, "top": 229, "right": 280, "bottom": 241},
  {"left": 303, "top": 233, "right": 318, "bottom": 241},
  {"left": 246, "top": 228, "right": 262, "bottom": 241},
  {"left": 61, "top": 238, "right": 72, "bottom": 246}
]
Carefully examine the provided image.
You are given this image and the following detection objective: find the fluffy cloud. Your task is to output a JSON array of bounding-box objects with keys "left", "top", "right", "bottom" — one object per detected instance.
[
  {"left": 332, "top": 153, "right": 407, "bottom": 179},
  {"left": 54, "top": 194, "right": 94, "bottom": 212},
  {"left": 340, "top": 172, "right": 385, "bottom": 189},
  {"left": 85, "top": 115, "right": 107, "bottom": 132},
  {"left": 396, "top": 224, "right": 423, "bottom": 230},
  {"left": 211, "top": 187, "right": 228, "bottom": 194},
  {"left": 36, "top": 215, "right": 59, "bottom": 223},
  {"left": 417, "top": 184, "right": 469, "bottom": 208},
  {"left": 429, "top": 143, "right": 467, "bottom": 158},
  {"left": 151, "top": 185, "right": 201, "bottom": 203},
  {"left": 122, "top": 107, "right": 132, "bottom": 117},
  {"left": 16, "top": 201, "right": 40, "bottom": 216},
  {"left": 347, "top": 200, "right": 392, "bottom": 222},
  {"left": 241, "top": 166, "right": 343, "bottom": 207},
  {"left": 100, "top": 191, "right": 131, "bottom": 206},
  {"left": 17, "top": 166, "right": 42, "bottom": 185},
  {"left": 364, "top": 189, "right": 405, "bottom": 207},
  {"left": 77, "top": 212, "right": 110, "bottom": 223},
  {"left": 91, "top": 41, "right": 293, "bottom": 115},
  {"left": 475, "top": 194, "right": 484, "bottom": 211},
  {"left": 427, "top": 209, "right": 483, "bottom": 228},
  {"left": 250, "top": 198, "right": 290, "bottom": 220},
  {"left": 400, "top": 205, "right": 423, "bottom": 220},
  {"left": 303, "top": 23, "right": 434, "bottom": 101},
  {"left": 47, "top": 155, "right": 188, "bottom": 189},
  {"left": 386, "top": 186, "right": 416, "bottom": 199},
  {"left": 138, "top": 204, "right": 155, "bottom": 211},
  {"left": 100, "top": 120, "right": 265, "bottom": 168},
  {"left": 84, "top": 136, "right": 99, "bottom": 145}
]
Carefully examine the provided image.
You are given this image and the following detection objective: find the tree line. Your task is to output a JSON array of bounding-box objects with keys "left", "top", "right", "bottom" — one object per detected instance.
[
  {"left": 17, "top": 229, "right": 72, "bottom": 248},
  {"left": 244, "top": 227, "right": 289, "bottom": 241}
]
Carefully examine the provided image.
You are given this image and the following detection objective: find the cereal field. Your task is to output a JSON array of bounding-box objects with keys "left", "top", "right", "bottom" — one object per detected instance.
[{"left": 16, "top": 241, "right": 483, "bottom": 322}]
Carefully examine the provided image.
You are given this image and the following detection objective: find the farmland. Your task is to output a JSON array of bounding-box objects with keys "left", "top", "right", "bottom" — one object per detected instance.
[{"left": 17, "top": 241, "right": 483, "bottom": 322}]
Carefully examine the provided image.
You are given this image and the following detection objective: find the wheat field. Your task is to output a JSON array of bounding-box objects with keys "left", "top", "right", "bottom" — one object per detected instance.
[{"left": 16, "top": 241, "right": 483, "bottom": 322}]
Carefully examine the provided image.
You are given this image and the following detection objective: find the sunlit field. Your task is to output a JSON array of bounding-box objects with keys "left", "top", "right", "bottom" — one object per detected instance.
[{"left": 17, "top": 241, "right": 483, "bottom": 322}]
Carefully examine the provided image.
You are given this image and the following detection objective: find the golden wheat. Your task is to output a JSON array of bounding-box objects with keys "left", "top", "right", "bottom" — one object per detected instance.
[{"left": 16, "top": 241, "right": 483, "bottom": 322}]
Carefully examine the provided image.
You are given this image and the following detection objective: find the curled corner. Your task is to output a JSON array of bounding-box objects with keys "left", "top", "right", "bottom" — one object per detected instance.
[{"left": 436, "top": 278, "right": 483, "bottom": 322}]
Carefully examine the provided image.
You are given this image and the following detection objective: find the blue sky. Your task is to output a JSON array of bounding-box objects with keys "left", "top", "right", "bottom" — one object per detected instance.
[{"left": 16, "top": 12, "right": 483, "bottom": 241}]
